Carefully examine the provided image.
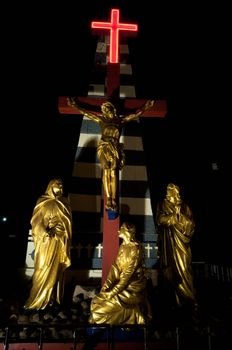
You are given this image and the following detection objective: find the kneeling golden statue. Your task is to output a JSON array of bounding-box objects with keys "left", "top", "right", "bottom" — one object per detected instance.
[{"left": 89, "top": 222, "right": 152, "bottom": 325}]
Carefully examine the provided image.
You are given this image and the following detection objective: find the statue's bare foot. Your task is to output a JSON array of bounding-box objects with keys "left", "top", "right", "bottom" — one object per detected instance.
[
  {"left": 111, "top": 199, "right": 118, "bottom": 212},
  {"left": 105, "top": 198, "right": 112, "bottom": 210},
  {"left": 105, "top": 198, "right": 118, "bottom": 211}
]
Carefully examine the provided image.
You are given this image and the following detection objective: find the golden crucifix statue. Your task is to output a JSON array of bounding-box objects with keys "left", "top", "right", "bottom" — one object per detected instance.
[{"left": 67, "top": 97, "right": 154, "bottom": 212}]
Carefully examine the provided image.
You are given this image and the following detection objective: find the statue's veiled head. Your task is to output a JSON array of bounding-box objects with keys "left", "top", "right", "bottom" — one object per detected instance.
[
  {"left": 45, "top": 178, "right": 63, "bottom": 198},
  {"left": 166, "top": 183, "right": 181, "bottom": 205}
]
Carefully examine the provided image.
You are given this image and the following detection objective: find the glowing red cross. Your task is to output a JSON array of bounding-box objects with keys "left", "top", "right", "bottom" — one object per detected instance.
[{"left": 91, "top": 8, "right": 138, "bottom": 64}]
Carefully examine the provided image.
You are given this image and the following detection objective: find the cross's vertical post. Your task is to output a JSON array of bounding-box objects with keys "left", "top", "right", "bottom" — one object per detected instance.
[{"left": 102, "top": 62, "right": 120, "bottom": 284}]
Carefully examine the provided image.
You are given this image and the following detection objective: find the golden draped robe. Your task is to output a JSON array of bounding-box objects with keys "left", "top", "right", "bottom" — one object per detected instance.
[
  {"left": 89, "top": 241, "right": 151, "bottom": 325},
  {"left": 97, "top": 123, "right": 125, "bottom": 170},
  {"left": 156, "top": 197, "right": 196, "bottom": 305},
  {"left": 24, "top": 185, "right": 72, "bottom": 310}
]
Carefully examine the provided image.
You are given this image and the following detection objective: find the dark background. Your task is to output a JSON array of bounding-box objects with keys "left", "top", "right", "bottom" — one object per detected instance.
[{"left": 0, "top": 1, "right": 228, "bottom": 267}]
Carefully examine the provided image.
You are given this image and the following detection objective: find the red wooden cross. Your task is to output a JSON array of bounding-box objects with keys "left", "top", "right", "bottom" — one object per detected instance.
[{"left": 59, "top": 8, "right": 167, "bottom": 285}]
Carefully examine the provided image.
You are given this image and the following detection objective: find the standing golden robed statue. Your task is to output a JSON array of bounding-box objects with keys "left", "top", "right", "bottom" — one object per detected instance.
[
  {"left": 24, "top": 178, "right": 72, "bottom": 311},
  {"left": 88, "top": 222, "right": 152, "bottom": 325},
  {"left": 156, "top": 183, "right": 198, "bottom": 310},
  {"left": 67, "top": 97, "right": 154, "bottom": 212}
]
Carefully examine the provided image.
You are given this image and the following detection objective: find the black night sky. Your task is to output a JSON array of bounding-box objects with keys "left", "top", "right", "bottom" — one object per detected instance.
[{"left": 0, "top": 1, "right": 228, "bottom": 266}]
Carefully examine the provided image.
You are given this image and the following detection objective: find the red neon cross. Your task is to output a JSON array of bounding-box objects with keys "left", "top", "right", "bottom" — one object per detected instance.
[{"left": 91, "top": 8, "right": 138, "bottom": 64}]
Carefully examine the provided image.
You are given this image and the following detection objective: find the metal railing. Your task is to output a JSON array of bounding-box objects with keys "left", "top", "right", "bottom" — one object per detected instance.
[{"left": 1, "top": 322, "right": 230, "bottom": 350}]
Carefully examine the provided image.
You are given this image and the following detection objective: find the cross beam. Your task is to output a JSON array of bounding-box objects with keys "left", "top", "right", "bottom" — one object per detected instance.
[{"left": 59, "top": 96, "right": 167, "bottom": 117}]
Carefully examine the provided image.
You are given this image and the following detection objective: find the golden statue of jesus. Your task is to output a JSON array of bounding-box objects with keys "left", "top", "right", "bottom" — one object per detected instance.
[{"left": 67, "top": 97, "right": 154, "bottom": 212}]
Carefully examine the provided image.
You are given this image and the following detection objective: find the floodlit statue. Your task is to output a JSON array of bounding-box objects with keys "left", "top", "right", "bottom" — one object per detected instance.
[
  {"left": 67, "top": 97, "right": 154, "bottom": 212},
  {"left": 88, "top": 222, "right": 152, "bottom": 325},
  {"left": 156, "top": 183, "right": 197, "bottom": 309},
  {"left": 24, "top": 178, "right": 72, "bottom": 311}
]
